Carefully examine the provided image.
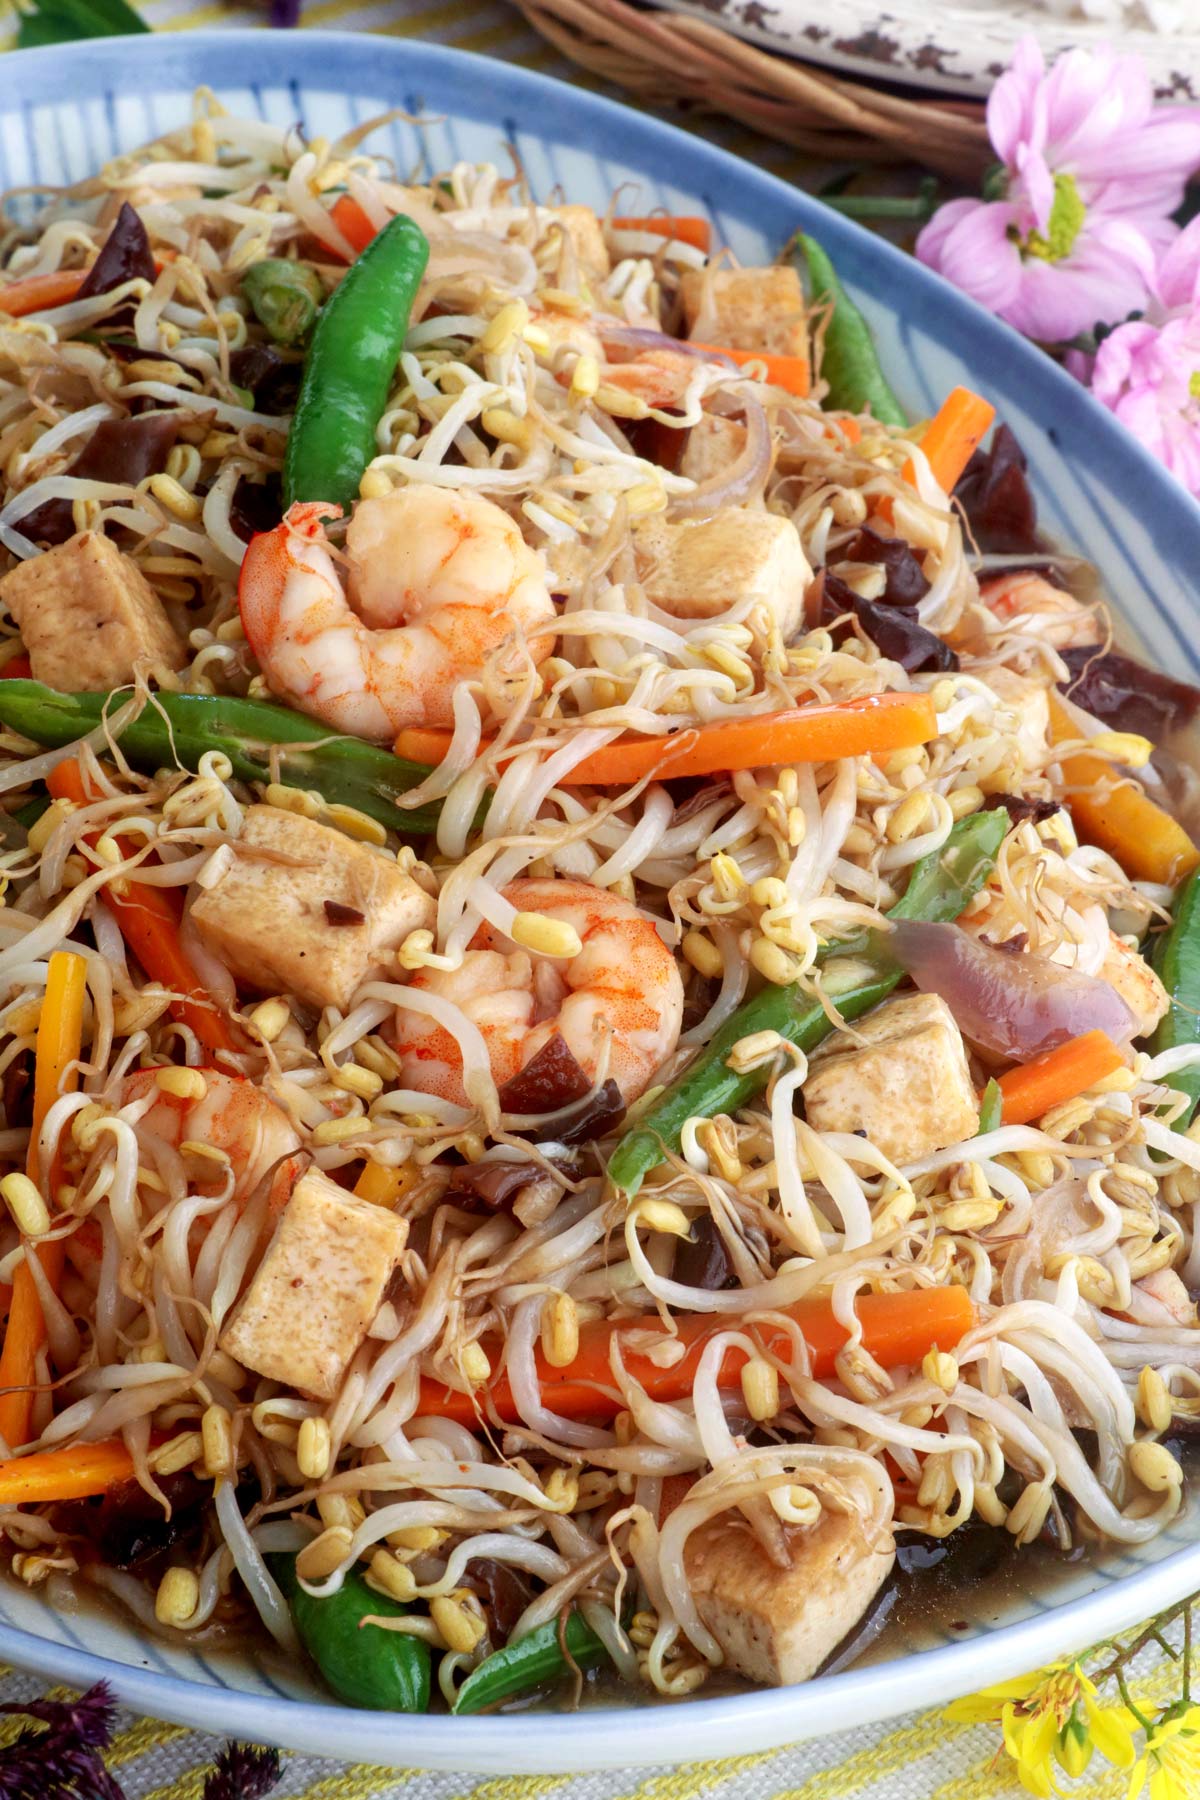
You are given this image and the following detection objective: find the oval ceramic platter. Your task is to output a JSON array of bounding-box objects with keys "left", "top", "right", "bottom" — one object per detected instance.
[
  {"left": 0, "top": 26, "right": 1198, "bottom": 1774},
  {"left": 654, "top": 0, "right": 1200, "bottom": 100}
]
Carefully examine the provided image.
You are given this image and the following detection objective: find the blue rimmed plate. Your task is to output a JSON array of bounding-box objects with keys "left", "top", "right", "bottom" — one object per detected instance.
[{"left": 0, "top": 28, "right": 1197, "bottom": 1772}]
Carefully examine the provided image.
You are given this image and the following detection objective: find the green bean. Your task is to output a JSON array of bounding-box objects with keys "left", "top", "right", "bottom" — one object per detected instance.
[
  {"left": 1150, "top": 866, "right": 1200, "bottom": 1132},
  {"left": 241, "top": 259, "right": 324, "bottom": 346},
  {"left": 453, "top": 1609, "right": 610, "bottom": 1715},
  {"left": 269, "top": 1554, "right": 431, "bottom": 1712},
  {"left": 977, "top": 1077, "right": 1002, "bottom": 1137},
  {"left": 283, "top": 213, "right": 430, "bottom": 511},
  {"left": 607, "top": 809, "right": 1008, "bottom": 1195},
  {"left": 795, "top": 234, "right": 908, "bottom": 428},
  {"left": 0, "top": 680, "right": 443, "bottom": 838}
]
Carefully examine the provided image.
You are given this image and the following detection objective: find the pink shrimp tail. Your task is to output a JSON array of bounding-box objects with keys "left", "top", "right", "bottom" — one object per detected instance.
[{"left": 283, "top": 500, "right": 343, "bottom": 541}]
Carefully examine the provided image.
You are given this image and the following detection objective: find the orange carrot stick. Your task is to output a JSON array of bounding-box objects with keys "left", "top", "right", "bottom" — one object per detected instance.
[
  {"left": 419, "top": 1286, "right": 975, "bottom": 1426},
  {"left": 47, "top": 759, "right": 240, "bottom": 1057},
  {"left": 688, "top": 340, "right": 810, "bottom": 398},
  {"left": 0, "top": 270, "right": 85, "bottom": 318},
  {"left": 328, "top": 193, "right": 379, "bottom": 257},
  {"left": 0, "top": 948, "right": 87, "bottom": 1451},
  {"left": 0, "top": 1438, "right": 135, "bottom": 1504},
  {"left": 996, "top": 1030, "right": 1126, "bottom": 1127},
  {"left": 905, "top": 386, "right": 995, "bottom": 495},
  {"left": 395, "top": 693, "right": 937, "bottom": 789},
  {"left": 611, "top": 216, "right": 711, "bottom": 252},
  {"left": 1047, "top": 695, "right": 1200, "bottom": 885}
]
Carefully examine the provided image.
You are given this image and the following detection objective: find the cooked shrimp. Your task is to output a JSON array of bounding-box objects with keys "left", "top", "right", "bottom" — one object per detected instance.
[
  {"left": 981, "top": 571, "right": 1100, "bottom": 650},
  {"left": 394, "top": 877, "right": 684, "bottom": 1107},
  {"left": 120, "top": 1068, "right": 304, "bottom": 1216},
  {"left": 238, "top": 485, "right": 557, "bottom": 740}
]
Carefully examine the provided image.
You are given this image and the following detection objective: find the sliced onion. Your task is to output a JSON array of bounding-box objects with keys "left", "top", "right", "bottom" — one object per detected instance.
[
  {"left": 595, "top": 319, "right": 727, "bottom": 365},
  {"left": 888, "top": 920, "right": 1135, "bottom": 1059},
  {"left": 669, "top": 391, "right": 771, "bottom": 521}
]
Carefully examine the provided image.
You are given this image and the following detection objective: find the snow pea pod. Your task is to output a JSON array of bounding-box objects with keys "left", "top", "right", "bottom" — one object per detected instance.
[
  {"left": 283, "top": 212, "right": 430, "bottom": 511},
  {"left": 269, "top": 1554, "right": 432, "bottom": 1712},
  {"left": 453, "top": 1609, "right": 609, "bottom": 1715},
  {"left": 1150, "top": 866, "right": 1200, "bottom": 1132},
  {"left": 607, "top": 808, "right": 1007, "bottom": 1196},
  {"left": 796, "top": 234, "right": 908, "bottom": 428}
]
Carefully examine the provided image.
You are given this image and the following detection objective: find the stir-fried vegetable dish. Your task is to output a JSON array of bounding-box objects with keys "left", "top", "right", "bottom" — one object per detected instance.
[{"left": 0, "top": 95, "right": 1196, "bottom": 1714}]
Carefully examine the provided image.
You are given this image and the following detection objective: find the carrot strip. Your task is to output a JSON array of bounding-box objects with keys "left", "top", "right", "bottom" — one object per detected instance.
[
  {"left": 0, "top": 948, "right": 87, "bottom": 1451},
  {"left": 47, "top": 759, "right": 240, "bottom": 1056},
  {"left": 0, "top": 1438, "right": 135, "bottom": 1504},
  {"left": 0, "top": 270, "right": 85, "bottom": 318},
  {"left": 1047, "top": 695, "right": 1200, "bottom": 884},
  {"left": 688, "top": 339, "right": 810, "bottom": 398},
  {"left": 611, "top": 216, "right": 711, "bottom": 252},
  {"left": 996, "top": 1029, "right": 1126, "bottom": 1127},
  {"left": 328, "top": 193, "right": 380, "bottom": 257},
  {"left": 395, "top": 693, "right": 936, "bottom": 790},
  {"left": 418, "top": 1286, "right": 975, "bottom": 1426},
  {"left": 905, "top": 386, "right": 994, "bottom": 495}
]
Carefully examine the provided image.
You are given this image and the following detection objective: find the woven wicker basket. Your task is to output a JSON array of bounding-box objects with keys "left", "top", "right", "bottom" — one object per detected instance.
[{"left": 514, "top": 0, "right": 991, "bottom": 180}]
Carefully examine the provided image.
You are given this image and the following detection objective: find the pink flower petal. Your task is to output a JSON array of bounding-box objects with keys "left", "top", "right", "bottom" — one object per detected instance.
[
  {"left": 916, "top": 199, "right": 1023, "bottom": 315},
  {"left": 988, "top": 35, "right": 1045, "bottom": 167}
]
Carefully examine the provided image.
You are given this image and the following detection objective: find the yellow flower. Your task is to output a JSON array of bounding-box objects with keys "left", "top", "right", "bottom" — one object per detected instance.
[
  {"left": 1128, "top": 1704, "right": 1200, "bottom": 1800},
  {"left": 948, "top": 1661, "right": 1141, "bottom": 1795}
]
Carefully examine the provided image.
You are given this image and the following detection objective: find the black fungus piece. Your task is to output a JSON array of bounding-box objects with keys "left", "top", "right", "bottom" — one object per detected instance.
[
  {"left": 953, "top": 422, "right": 1039, "bottom": 554},
  {"left": 841, "top": 526, "right": 930, "bottom": 606},
  {"left": 822, "top": 571, "right": 958, "bottom": 674},
  {"left": 22, "top": 414, "right": 180, "bottom": 546},
  {"left": 1058, "top": 643, "right": 1200, "bottom": 743}
]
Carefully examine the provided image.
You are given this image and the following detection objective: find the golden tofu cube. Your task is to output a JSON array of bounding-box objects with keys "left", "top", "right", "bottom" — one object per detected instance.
[
  {"left": 686, "top": 1507, "right": 895, "bottom": 1686},
  {"left": 803, "top": 992, "right": 979, "bottom": 1166},
  {"left": 679, "top": 265, "right": 808, "bottom": 359},
  {"left": 632, "top": 508, "right": 810, "bottom": 640},
  {"left": 189, "top": 804, "right": 436, "bottom": 1013},
  {"left": 679, "top": 413, "right": 757, "bottom": 489},
  {"left": 219, "top": 1168, "right": 408, "bottom": 1400},
  {"left": 0, "top": 530, "right": 186, "bottom": 691}
]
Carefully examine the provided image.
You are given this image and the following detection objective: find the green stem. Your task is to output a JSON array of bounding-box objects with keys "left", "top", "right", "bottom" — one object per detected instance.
[
  {"left": 821, "top": 192, "right": 936, "bottom": 222},
  {"left": 1185, "top": 1605, "right": 1192, "bottom": 1704},
  {"left": 1116, "top": 1667, "right": 1153, "bottom": 1734}
]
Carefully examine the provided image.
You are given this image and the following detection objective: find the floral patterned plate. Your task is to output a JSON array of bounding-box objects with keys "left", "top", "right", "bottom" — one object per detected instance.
[{"left": 655, "top": 0, "right": 1200, "bottom": 100}]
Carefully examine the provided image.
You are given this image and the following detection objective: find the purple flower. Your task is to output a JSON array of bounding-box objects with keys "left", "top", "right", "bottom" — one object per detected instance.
[
  {"left": 916, "top": 35, "right": 1200, "bottom": 344},
  {"left": 1089, "top": 308, "right": 1200, "bottom": 497}
]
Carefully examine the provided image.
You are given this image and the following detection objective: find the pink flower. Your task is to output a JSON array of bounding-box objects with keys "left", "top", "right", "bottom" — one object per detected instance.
[
  {"left": 916, "top": 36, "right": 1200, "bottom": 344},
  {"left": 1090, "top": 308, "right": 1200, "bottom": 497},
  {"left": 917, "top": 195, "right": 1157, "bottom": 342},
  {"left": 989, "top": 36, "right": 1200, "bottom": 223}
]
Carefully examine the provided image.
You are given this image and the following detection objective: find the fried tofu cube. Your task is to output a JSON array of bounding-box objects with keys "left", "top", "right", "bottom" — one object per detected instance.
[
  {"left": 632, "top": 508, "right": 810, "bottom": 640},
  {"left": 189, "top": 804, "right": 436, "bottom": 1013},
  {"left": 685, "top": 1507, "right": 895, "bottom": 1686},
  {"left": 219, "top": 1168, "right": 408, "bottom": 1400},
  {"left": 550, "top": 205, "right": 611, "bottom": 284},
  {"left": 0, "top": 530, "right": 186, "bottom": 692},
  {"left": 803, "top": 992, "right": 979, "bottom": 1166},
  {"left": 679, "top": 265, "right": 808, "bottom": 359},
  {"left": 679, "top": 413, "right": 759, "bottom": 492}
]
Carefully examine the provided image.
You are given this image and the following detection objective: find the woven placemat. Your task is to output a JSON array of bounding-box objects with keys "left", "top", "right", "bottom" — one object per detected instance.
[{"left": 511, "top": 0, "right": 991, "bottom": 178}]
